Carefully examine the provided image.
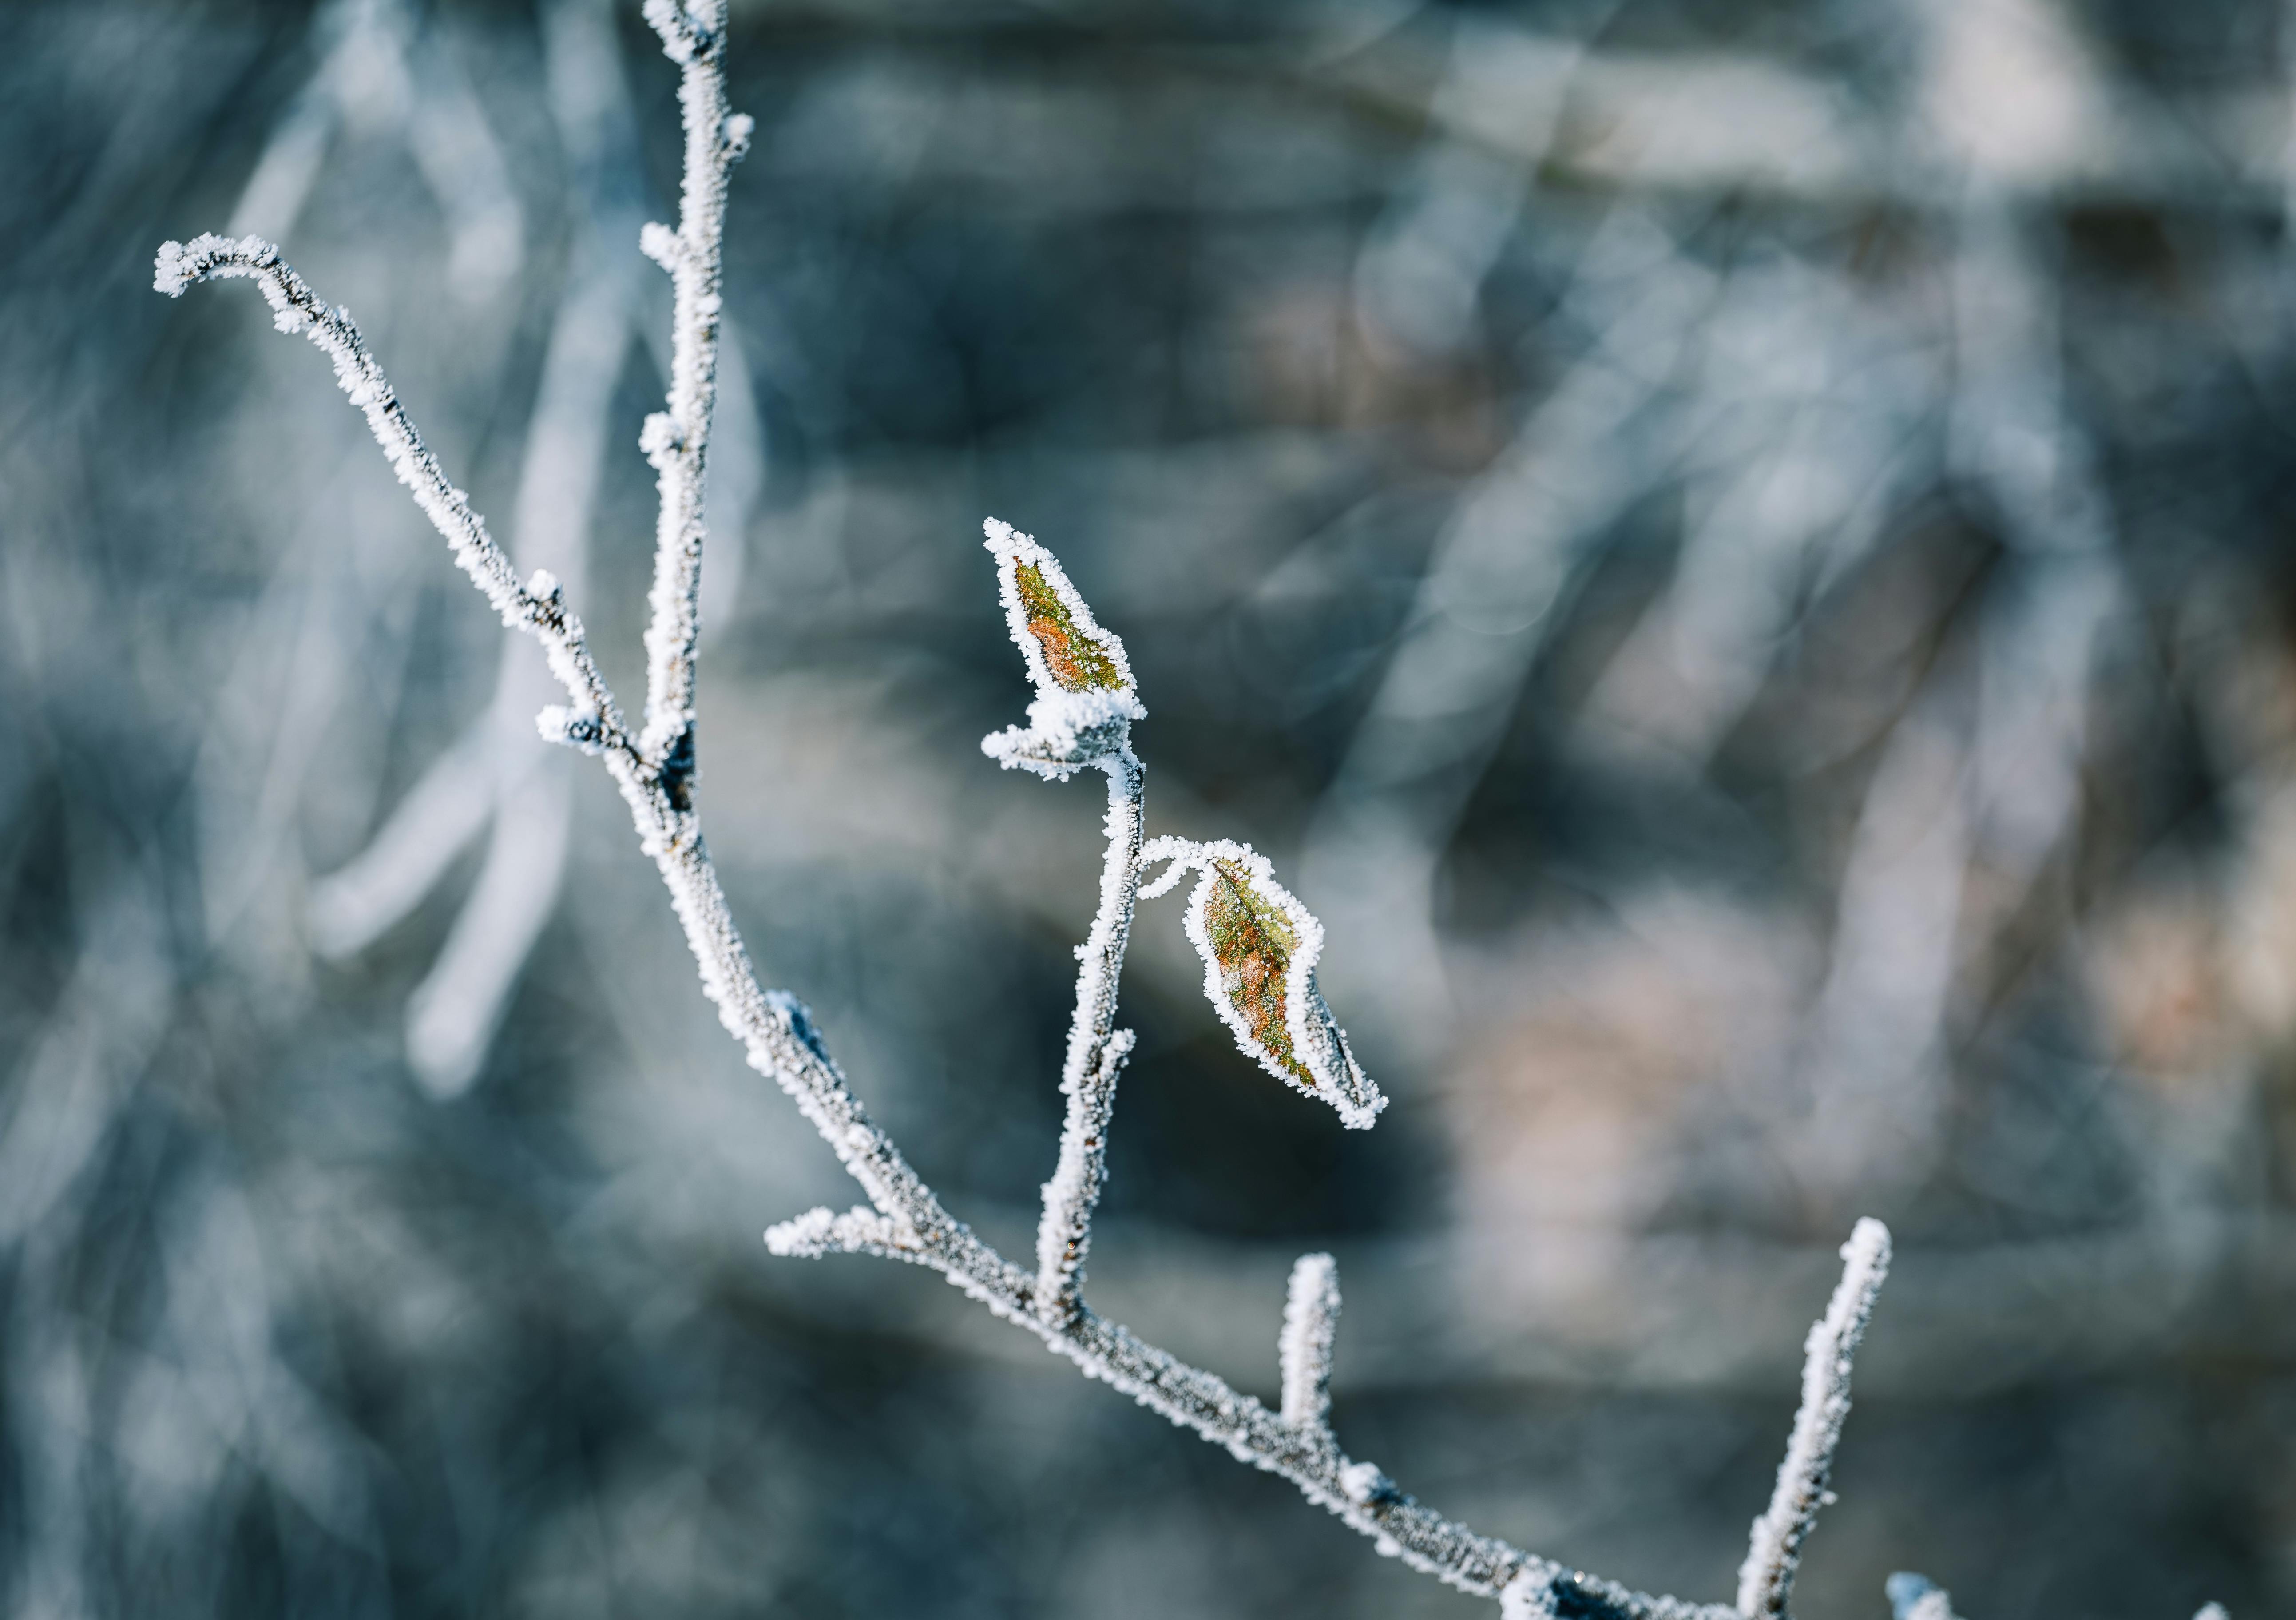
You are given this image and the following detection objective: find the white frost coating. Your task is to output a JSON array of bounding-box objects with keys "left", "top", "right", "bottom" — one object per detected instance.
[
  {"left": 634, "top": 0, "right": 751, "bottom": 778},
  {"left": 1026, "top": 742, "right": 1142, "bottom": 1321},
  {"left": 1502, "top": 1568, "right": 1565, "bottom": 1620},
  {"left": 1738, "top": 1217, "right": 1892, "bottom": 1619},
  {"left": 1034, "top": 1022, "right": 1134, "bottom": 1318},
  {"left": 765, "top": 1205, "right": 910, "bottom": 1259},
  {"left": 153, "top": 235, "right": 628, "bottom": 759},
  {"left": 1138, "top": 837, "right": 1387, "bottom": 1129},
  {"left": 979, "top": 518, "right": 1144, "bottom": 780},
  {"left": 1884, "top": 1574, "right": 1961, "bottom": 1620},
  {"left": 1280, "top": 1252, "right": 1341, "bottom": 1431},
  {"left": 2192, "top": 1606, "right": 2229, "bottom": 1620}
]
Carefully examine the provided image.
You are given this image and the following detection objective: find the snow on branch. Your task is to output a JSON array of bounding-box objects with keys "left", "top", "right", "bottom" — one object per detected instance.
[
  {"left": 765, "top": 1205, "right": 913, "bottom": 1260},
  {"left": 635, "top": 0, "right": 752, "bottom": 786},
  {"left": 1738, "top": 1216, "right": 1892, "bottom": 1620},
  {"left": 1139, "top": 837, "right": 1387, "bottom": 1128},
  {"left": 153, "top": 234, "right": 629, "bottom": 762}
]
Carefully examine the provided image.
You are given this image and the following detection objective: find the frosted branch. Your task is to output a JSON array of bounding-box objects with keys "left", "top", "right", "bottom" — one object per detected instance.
[
  {"left": 152, "top": 235, "right": 631, "bottom": 766},
  {"left": 1034, "top": 1020, "right": 1134, "bottom": 1321},
  {"left": 1502, "top": 1568, "right": 1565, "bottom": 1620},
  {"left": 163, "top": 25, "right": 1911, "bottom": 1620},
  {"left": 1738, "top": 1217, "right": 1892, "bottom": 1620},
  {"left": 765, "top": 1205, "right": 913, "bottom": 1259},
  {"left": 1028, "top": 746, "right": 1144, "bottom": 1322},
  {"left": 635, "top": 0, "right": 752, "bottom": 782},
  {"left": 1279, "top": 1251, "right": 1341, "bottom": 1432}
]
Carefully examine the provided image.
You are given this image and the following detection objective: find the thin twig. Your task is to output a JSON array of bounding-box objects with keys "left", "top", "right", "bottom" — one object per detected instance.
[
  {"left": 635, "top": 0, "right": 752, "bottom": 785},
  {"left": 1280, "top": 1251, "right": 1341, "bottom": 1433},
  {"left": 1033, "top": 751, "right": 1144, "bottom": 1322},
  {"left": 154, "top": 234, "right": 630, "bottom": 765},
  {"left": 1738, "top": 1217, "right": 1892, "bottom": 1619}
]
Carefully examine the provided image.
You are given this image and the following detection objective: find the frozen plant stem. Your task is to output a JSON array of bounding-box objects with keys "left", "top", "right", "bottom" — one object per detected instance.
[
  {"left": 1280, "top": 1251, "right": 1341, "bottom": 1433},
  {"left": 159, "top": 11, "right": 2217, "bottom": 1620},
  {"left": 1738, "top": 1218, "right": 1892, "bottom": 1620},
  {"left": 635, "top": 0, "right": 751, "bottom": 788},
  {"left": 1032, "top": 749, "right": 1143, "bottom": 1323}
]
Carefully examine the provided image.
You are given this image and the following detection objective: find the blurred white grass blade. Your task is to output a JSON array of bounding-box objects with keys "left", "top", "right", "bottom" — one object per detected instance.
[
  {"left": 1308, "top": 210, "right": 1709, "bottom": 1045},
  {"left": 1885, "top": 1572, "right": 1963, "bottom": 1620},
  {"left": 1585, "top": 258, "right": 1929, "bottom": 760},
  {"left": 2192, "top": 1604, "right": 2230, "bottom": 1620},
  {"left": 1800, "top": 692, "right": 1969, "bottom": 1194},
  {"left": 1972, "top": 553, "right": 2118, "bottom": 872},
  {"left": 1949, "top": 203, "right": 2122, "bottom": 880},
  {"left": 198, "top": 478, "right": 402, "bottom": 953},
  {"left": 232, "top": 0, "right": 522, "bottom": 298},
  {"left": 401, "top": 26, "right": 525, "bottom": 297},
  {"left": 226, "top": 0, "right": 403, "bottom": 240},
  {"left": 1278, "top": 1251, "right": 1340, "bottom": 1432},
  {"left": 406, "top": 752, "right": 573, "bottom": 1096},
  {"left": 307, "top": 726, "right": 495, "bottom": 957},
  {"left": 227, "top": 79, "right": 338, "bottom": 243},
  {"left": 1738, "top": 1218, "right": 1891, "bottom": 1620},
  {"left": 1139, "top": 838, "right": 1386, "bottom": 1128}
]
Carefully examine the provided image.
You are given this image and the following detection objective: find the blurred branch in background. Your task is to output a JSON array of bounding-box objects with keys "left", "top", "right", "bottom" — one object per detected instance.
[{"left": 3, "top": 0, "right": 2295, "bottom": 1614}]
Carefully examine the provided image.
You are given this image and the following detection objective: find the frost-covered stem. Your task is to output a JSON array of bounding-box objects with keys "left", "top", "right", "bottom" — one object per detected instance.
[
  {"left": 1033, "top": 749, "right": 1145, "bottom": 1321},
  {"left": 1280, "top": 1251, "right": 1341, "bottom": 1432},
  {"left": 154, "top": 234, "right": 629, "bottom": 763},
  {"left": 769, "top": 1203, "right": 1732, "bottom": 1620},
  {"left": 635, "top": 0, "right": 751, "bottom": 782},
  {"left": 1738, "top": 1217, "right": 1893, "bottom": 1620},
  {"left": 638, "top": 800, "right": 954, "bottom": 1235},
  {"left": 153, "top": 231, "right": 949, "bottom": 1247}
]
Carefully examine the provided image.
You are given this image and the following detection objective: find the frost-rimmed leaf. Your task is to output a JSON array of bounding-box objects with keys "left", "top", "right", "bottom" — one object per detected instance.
[
  {"left": 1139, "top": 837, "right": 1386, "bottom": 1129},
  {"left": 979, "top": 518, "right": 1144, "bottom": 779}
]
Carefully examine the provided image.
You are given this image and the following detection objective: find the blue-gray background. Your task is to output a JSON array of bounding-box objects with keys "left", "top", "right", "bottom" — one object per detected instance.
[{"left": 3, "top": 0, "right": 2292, "bottom": 1614}]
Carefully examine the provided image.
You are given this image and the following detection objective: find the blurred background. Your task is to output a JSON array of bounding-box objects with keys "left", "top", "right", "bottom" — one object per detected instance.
[{"left": 4, "top": 0, "right": 2295, "bottom": 1613}]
